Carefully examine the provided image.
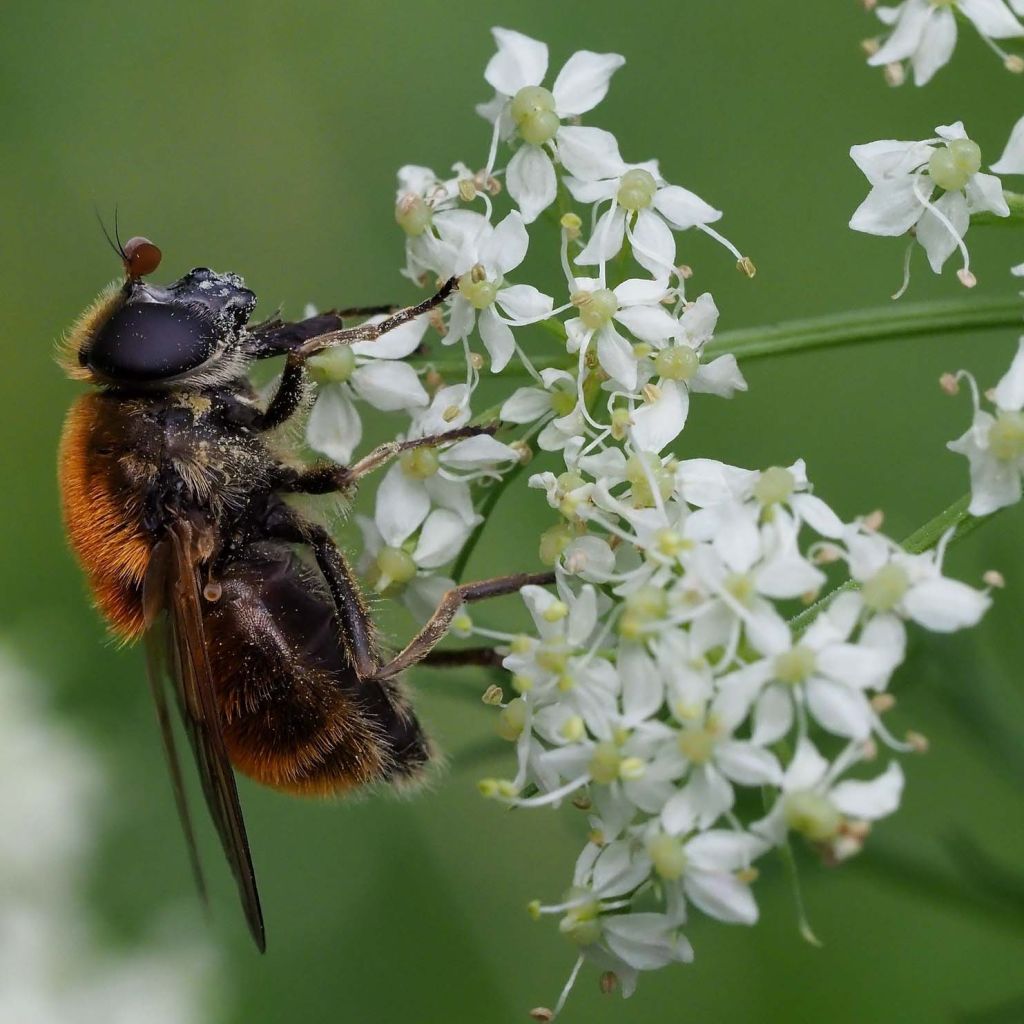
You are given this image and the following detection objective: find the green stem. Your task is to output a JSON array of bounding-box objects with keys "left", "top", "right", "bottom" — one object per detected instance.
[
  {"left": 790, "top": 492, "right": 989, "bottom": 635},
  {"left": 413, "top": 295, "right": 1021, "bottom": 378}
]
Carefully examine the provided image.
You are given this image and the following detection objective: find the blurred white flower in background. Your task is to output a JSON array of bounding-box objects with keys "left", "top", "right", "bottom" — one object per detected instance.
[
  {"left": 866, "top": 0, "right": 1024, "bottom": 85},
  {"left": 0, "top": 647, "right": 222, "bottom": 1024}
]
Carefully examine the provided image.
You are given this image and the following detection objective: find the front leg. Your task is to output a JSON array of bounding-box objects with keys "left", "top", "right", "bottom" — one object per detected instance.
[
  {"left": 251, "top": 279, "right": 454, "bottom": 433},
  {"left": 272, "top": 425, "right": 496, "bottom": 495}
]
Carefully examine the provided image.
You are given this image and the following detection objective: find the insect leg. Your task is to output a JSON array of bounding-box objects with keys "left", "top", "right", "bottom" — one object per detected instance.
[
  {"left": 371, "top": 572, "right": 555, "bottom": 682},
  {"left": 253, "top": 280, "right": 454, "bottom": 431},
  {"left": 293, "top": 278, "right": 454, "bottom": 359},
  {"left": 419, "top": 647, "right": 505, "bottom": 668},
  {"left": 273, "top": 425, "right": 497, "bottom": 494},
  {"left": 258, "top": 506, "right": 380, "bottom": 679}
]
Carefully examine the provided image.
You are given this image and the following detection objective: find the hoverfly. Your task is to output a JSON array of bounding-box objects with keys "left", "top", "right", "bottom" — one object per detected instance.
[{"left": 58, "top": 233, "right": 552, "bottom": 950}]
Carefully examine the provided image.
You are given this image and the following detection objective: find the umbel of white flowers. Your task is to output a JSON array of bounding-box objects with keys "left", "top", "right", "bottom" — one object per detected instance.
[{"left": 297, "top": 23, "right": 1009, "bottom": 1020}]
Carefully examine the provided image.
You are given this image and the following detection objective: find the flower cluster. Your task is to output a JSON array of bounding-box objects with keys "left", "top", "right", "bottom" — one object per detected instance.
[{"left": 297, "top": 26, "right": 1004, "bottom": 1016}]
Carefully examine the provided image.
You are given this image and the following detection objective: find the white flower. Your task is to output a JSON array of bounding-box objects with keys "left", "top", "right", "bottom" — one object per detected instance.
[
  {"left": 306, "top": 314, "right": 431, "bottom": 464},
  {"left": 713, "top": 592, "right": 902, "bottom": 744},
  {"left": 566, "top": 277, "right": 678, "bottom": 392},
  {"left": 432, "top": 210, "right": 554, "bottom": 372},
  {"left": 754, "top": 737, "right": 904, "bottom": 855},
  {"left": 630, "top": 294, "right": 747, "bottom": 453},
  {"left": 642, "top": 826, "right": 768, "bottom": 926},
  {"left": 659, "top": 707, "right": 783, "bottom": 832},
  {"left": 357, "top": 508, "right": 478, "bottom": 618},
  {"left": 843, "top": 525, "right": 991, "bottom": 633},
  {"left": 477, "top": 27, "right": 625, "bottom": 223},
  {"left": 373, "top": 433, "right": 518, "bottom": 551},
  {"left": 500, "top": 369, "right": 586, "bottom": 452},
  {"left": 565, "top": 158, "right": 745, "bottom": 277},
  {"left": 867, "top": 0, "right": 1024, "bottom": 85},
  {"left": 948, "top": 337, "right": 1024, "bottom": 514},
  {"left": 849, "top": 122, "right": 1009, "bottom": 286}
]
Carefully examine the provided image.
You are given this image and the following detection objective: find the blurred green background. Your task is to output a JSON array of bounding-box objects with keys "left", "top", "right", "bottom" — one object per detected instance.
[{"left": 3, "top": 1, "right": 1023, "bottom": 1021}]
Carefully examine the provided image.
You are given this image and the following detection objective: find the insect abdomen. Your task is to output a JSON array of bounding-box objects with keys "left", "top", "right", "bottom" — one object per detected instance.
[
  {"left": 204, "top": 545, "right": 431, "bottom": 796},
  {"left": 58, "top": 394, "right": 152, "bottom": 641}
]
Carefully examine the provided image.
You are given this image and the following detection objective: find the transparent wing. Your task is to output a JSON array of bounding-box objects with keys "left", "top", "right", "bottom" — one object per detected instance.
[{"left": 143, "top": 523, "right": 266, "bottom": 951}]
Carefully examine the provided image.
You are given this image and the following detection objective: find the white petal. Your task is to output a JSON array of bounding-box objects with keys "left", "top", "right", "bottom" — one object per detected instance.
[
  {"left": 480, "top": 210, "right": 529, "bottom": 275},
  {"left": 631, "top": 380, "right": 688, "bottom": 453},
  {"left": 680, "top": 292, "right": 720, "bottom": 344},
  {"left": 375, "top": 464, "right": 430, "bottom": 547},
  {"left": 868, "top": 0, "right": 933, "bottom": 64},
  {"left": 850, "top": 138, "right": 933, "bottom": 183},
  {"left": 615, "top": 303, "right": 681, "bottom": 343},
  {"left": 563, "top": 535, "right": 616, "bottom": 582},
  {"left": 991, "top": 113, "right": 1024, "bottom": 174},
  {"left": 478, "top": 306, "right": 516, "bottom": 372},
  {"left": 441, "top": 433, "right": 518, "bottom": 469},
  {"left": 805, "top": 677, "right": 874, "bottom": 740},
  {"left": 562, "top": 174, "right": 618, "bottom": 204},
  {"left": 618, "top": 645, "right": 664, "bottom": 725},
  {"left": 685, "top": 830, "right": 769, "bottom": 872},
  {"left": 631, "top": 208, "right": 676, "bottom": 277},
  {"left": 902, "top": 577, "right": 991, "bottom": 631},
  {"left": 505, "top": 145, "right": 557, "bottom": 224},
  {"left": 351, "top": 314, "right": 429, "bottom": 359},
  {"left": 831, "top": 762, "right": 904, "bottom": 819},
  {"left": 715, "top": 741, "right": 783, "bottom": 786},
  {"left": 351, "top": 360, "right": 429, "bottom": 411},
  {"left": 500, "top": 387, "right": 551, "bottom": 423},
  {"left": 910, "top": 8, "right": 957, "bottom": 85},
  {"left": 916, "top": 189, "right": 969, "bottom": 272},
  {"left": 423, "top": 474, "right": 475, "bottom": 522},
  {"left": 412, "top": 509, "right": 476, "bottom": 568},
  {"left": 959, "top": 0, "right": 1024, "bottom": 38},
  {"left": 995, "top": 338, "right": 1024, "bottom": 410},
  {"left": 613, "top": 276, "right": 672, "bottom": 306},
  {"left": 306, "top": 385, "right": 361, "bottom": 464},
  {"left": 596, "top": 324, "right": 638, "bottom": 390},
  {"left": 484, "top": 27, "right": 548, "bottom": 95},
  {"left": 445, "top": 294, "right": 476, "bottom": 345},
  {"left": 653, "top": 185, "right": 722, "bottom": 229},
  {"left": 965, "top": 172, "right": 1010, "bottom": 217},
  {"left": 556, "top": 125, "right": 627, "bottom": 180},
  {"left": 751, "top": 685, "right": 794, "bottom": 745},
  {"left": 756, "top": 551, "right": 826, "bottom": 600},
  {"left": 783, "top": 736, "right": 829, "bottom": 790},
  {"left": 551, "top": 50, "right": 626, "bottom": 116},
  {"left": 849, "top": 178, "right": 928, "bottom": 236},
  {"left": 496, "top": 283, "right": 554, "bottom": 321},
  {"left": 684, "top": 870, "right": 758, "bottom": 925},
  {"left": 689, "top": 354, "right": 747, "bottom": 398},
  {"left": 576, "top": 206, "right": 627, "bottom": 265},
  {"left": 790, "top": 493, "right": 846, "bottom": 538}
]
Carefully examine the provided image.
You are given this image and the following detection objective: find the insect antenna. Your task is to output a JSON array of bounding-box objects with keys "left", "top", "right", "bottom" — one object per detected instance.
[{"left": 95, "top": 206, "right": 128, "bottom": 262}]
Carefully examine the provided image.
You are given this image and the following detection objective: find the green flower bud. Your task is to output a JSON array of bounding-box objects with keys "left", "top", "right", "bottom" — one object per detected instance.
[
  {"left": 654, "top": 345, "right": 700, "bottom": 381},
  {"left": 574, "top": 287, "right": 619, "bottom": 330},
  {"left": 677, "top": 725, "right": 718, "bottom": 765},
  {"left": 774, "top": 644, "right": 817, "bottom": 685},
  {"left": 647, "top": 833, "right": 687, "bottom": 880},
  {"left": 625, "top": 452, "right": 674, "bottom": 508},
  {"left": 400, "top": 447, "right": 440, "bottom": 479},
  {"left": 510, "top": 85, "right": 559, "bottom": 145},
  {"left": 861, "top": 563, "right": 910, "bottom": 613},
  {"left": 458, "top": 265, "right": 498, "bottom": 309},
  {"left": 496, "top": 698, "right": 527, "bottom": 741},
  {"left": 308, "top": 345, "right": 356, "bottom": 384},
  {"left": 395, "top": 194, "right": 432, "bottom": 236},
  {"left": 616, "top": 168, "right": 658, "bottom": 211},
  {"left": 589, "top": 741, "right": 622, "bottom": 785},
  {"left": 783, "top": 790, "right": 842, "bottom": 841},
  {"left": 754, "top": 466, "right": 796, "bottom": 506}
]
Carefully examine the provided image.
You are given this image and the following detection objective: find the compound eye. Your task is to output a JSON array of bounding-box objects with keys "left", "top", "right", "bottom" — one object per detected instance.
[
  {"left": 88, "top": 302, "right": 215, "bottom": 382},
  {"left": 123, "top": 236, "right": 162, "bottom": 279}
]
